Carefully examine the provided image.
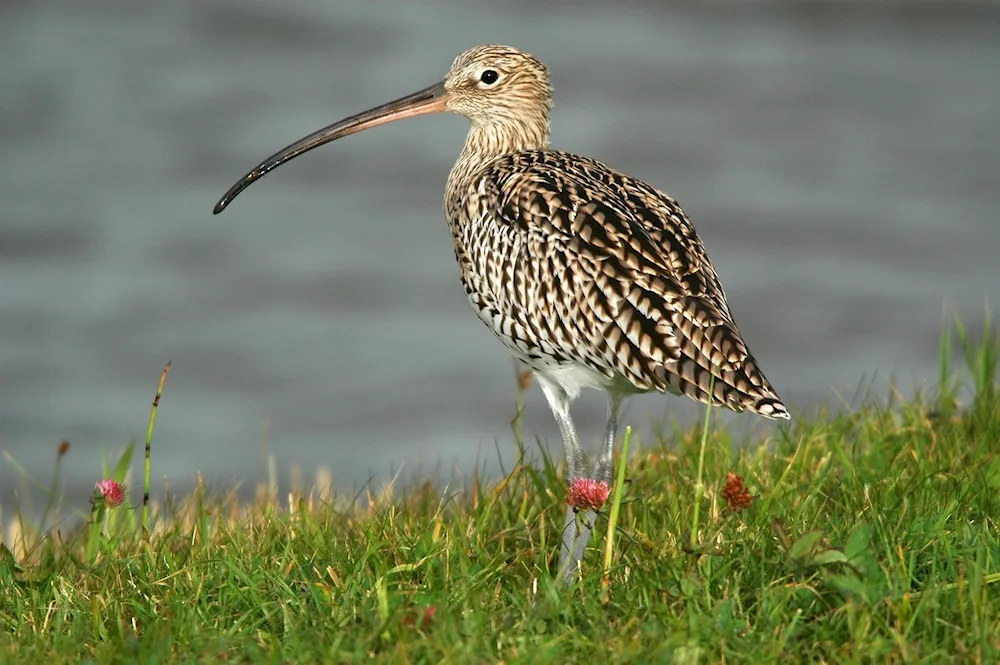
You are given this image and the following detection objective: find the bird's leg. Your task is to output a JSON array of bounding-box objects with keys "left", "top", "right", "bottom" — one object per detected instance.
[
  {"left": 553, "top": 408, "right": 587, "bottom": 583},
  {"left": 536, "top": 377, "right": 587, "bottom": 585},
  {"left": 559, "top": 504, "right": 583, "bottom": 585},
  {"left": 565, "top": 508, "right": 596, "bottom": 585},
  {"left": 566, "top": 393, "right": 625, "bottom": 574},
  {"left": 592, "top": 393, "right": 624, "bottom": 485}
]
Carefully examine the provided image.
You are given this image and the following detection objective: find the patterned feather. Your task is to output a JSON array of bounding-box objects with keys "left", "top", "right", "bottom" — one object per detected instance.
[{"left": 446, "top": 150, "right": 788, "bottom": 419}]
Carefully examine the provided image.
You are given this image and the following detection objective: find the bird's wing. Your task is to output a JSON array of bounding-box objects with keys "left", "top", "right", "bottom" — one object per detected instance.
[{"left": 474, "top": 151, "right": 787, "bottom": 418}]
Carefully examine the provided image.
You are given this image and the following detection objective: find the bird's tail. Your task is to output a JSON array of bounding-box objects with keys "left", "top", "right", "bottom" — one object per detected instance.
[{"left": 662, "top": 351, "right": 790, "bottom": 420}]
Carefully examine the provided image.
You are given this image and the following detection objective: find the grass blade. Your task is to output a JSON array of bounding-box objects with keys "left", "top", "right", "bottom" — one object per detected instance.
[
  {"left": 143, "top": 362, "right": 172, "bottom": 533},
  {"left": 689, "top": 374, "right": 716, "bottom": 551},
  {"left": 601, "top": 425, "right": 632, "bottom": 598}
]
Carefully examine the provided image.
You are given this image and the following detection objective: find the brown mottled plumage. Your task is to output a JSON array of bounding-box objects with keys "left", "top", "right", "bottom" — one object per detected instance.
[
  {"left": 214, "top": 45, "right": 788, "bottom": 585},
  {"left": 446, "top": 149, "right": 786, "bottom": 417}
]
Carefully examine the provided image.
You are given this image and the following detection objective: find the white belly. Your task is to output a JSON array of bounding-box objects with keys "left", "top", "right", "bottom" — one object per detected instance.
[{"left": 525, "top": 357, "right": 612, "bottom": 402}]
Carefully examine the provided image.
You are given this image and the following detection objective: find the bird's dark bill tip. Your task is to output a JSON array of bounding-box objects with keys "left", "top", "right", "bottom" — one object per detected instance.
[{"left": 213, "top": 190, "right": 240, "bottom": 215}]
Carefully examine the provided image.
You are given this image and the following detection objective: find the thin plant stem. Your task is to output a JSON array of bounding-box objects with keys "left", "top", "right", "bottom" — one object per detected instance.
[
  {"left": 512, "top": 362, "right": 530, "bottom": 457},
  {"left": 143, "top": 362, "right": 171, "bottom": 533},
  {"left": 689, "top": 374, "right": 715, "bottom": 551},
  {"left": 86, "top": 496, "right": 105, "bottom": 565},
  {"left": 40, "top": 442, "right": 69, "bottom": 532},
  {"left": 601, "top": 425, "right": 632, "bottom": 598}
]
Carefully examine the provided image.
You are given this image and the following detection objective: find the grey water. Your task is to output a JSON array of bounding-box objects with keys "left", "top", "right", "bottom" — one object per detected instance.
[{"left": 2, "top": 0, "right": 999, "bottom": 518}]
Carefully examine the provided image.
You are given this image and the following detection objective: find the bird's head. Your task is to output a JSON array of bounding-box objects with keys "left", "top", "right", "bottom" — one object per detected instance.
[{"left": 442, "top": 45, "right": 552, "bottom": 128}]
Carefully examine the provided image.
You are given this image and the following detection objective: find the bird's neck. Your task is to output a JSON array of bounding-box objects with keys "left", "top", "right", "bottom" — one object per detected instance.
[{"left": 447, "top": 117, "right": 550, "bottom": 194}]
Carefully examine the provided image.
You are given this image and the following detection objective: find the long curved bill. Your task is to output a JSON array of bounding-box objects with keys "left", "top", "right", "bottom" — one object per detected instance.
[{"left": 213, "top": 80, "right": 449, "bottom": 214}]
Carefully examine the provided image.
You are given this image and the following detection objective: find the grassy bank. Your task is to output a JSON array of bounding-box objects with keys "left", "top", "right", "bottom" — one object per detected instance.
[{"left": 1, "top": 317, "right": 999, "bottom": 663}]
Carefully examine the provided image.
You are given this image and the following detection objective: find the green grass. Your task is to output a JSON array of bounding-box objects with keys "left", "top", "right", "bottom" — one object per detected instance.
[{"left": 1, "top": 316, "right": 999, "bottom": 664}]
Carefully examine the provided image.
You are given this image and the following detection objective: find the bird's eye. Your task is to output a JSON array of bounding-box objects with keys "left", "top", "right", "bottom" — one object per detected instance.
[{"left": 480, "top": 69, "right": 499, "bottom": 85}]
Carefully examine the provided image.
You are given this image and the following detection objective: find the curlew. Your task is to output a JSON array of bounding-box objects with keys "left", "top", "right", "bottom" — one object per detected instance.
[{"left": 214, "top": 45, "right": 789, "bottom": 584}]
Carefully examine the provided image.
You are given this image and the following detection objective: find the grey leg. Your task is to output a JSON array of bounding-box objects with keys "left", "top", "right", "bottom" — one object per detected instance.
[
  {"left": 592, "top": 393, "right": 624, "bottom": 485},
  {"left": 560, "top": 505, "right": 582, "bottom": 583},
  {"left": 565, "top": 507, "right": 596, "bottom": 582},
  {"left": 536, "top": 378, "right": 586, "bottom": 482},
  {"left": 536, "top": 376, "right": 588, "bottom": 584},
  {"left": 566, "top": 393, "right": 624, "bottom": 574}
]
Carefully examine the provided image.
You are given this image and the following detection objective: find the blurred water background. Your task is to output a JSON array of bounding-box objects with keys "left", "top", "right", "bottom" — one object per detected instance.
[{"left": 2, "top": 0, "right": 998, "bottom": 518}]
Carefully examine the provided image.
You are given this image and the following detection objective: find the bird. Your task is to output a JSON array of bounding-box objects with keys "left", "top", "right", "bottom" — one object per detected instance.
[{"left": 213, "top": 45, "right": 789, "bottom": 585}]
